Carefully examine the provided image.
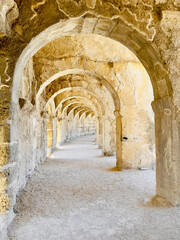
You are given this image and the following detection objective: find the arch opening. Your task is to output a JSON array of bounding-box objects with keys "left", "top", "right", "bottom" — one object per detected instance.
[{"left": 10, "top": 19, "right": 176, "bottom": 233}]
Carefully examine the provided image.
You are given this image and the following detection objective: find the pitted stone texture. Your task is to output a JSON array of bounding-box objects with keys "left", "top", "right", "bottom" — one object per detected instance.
[
  {"left": 0, "top": 0, "right": 19, "bottom": 36},
  {"left": 152, "top": 97, "right": 180, "bottom": 205}
]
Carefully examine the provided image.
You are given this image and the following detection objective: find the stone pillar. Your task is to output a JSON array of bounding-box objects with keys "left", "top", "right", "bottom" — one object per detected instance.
[
  {"left": 102, "top": 116, "right": 114, "bottom": 156},
  {"left": 76, "top": 117, "right": 80, "bottom": 137},
  {"left": 97, "top": 117, "right": 103, "bottom": 148},
  {"left": 60, "top": 117, "right": 66, "bottom": 144},
  {"left": 82, "top": 118, "right": 85, "bottom": 135},
  {"left": 52, "top": 117, "right": 57, "bottom": 150},
  {"left": 96, "top": 118, "right": 99, "bottom": 145},
  {"left": 92, "top": 117, "right": 96, "bottom": 134},
  {"left": 90, "top": 117, "right": 93, "bottom": 134},
  {"left": 114, "top": 110, "right": 123, "bottom": 170},
  {"left": 85, "top": 117, "right": 89, "bottom": 135},
  {"left": 47, "top": 116, "right": 53, "bottom": 149},
  {"left": 72, "top": 116, "right": 77, "bottom": 138},
  {"left": 56, "top": 117, "right": 61, "bottom": 147},
  {"left": 152, "top": 97, "right": 180, "bottom": 206}
]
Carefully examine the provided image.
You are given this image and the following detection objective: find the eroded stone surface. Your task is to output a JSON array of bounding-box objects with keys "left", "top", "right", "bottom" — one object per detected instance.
[{"left": 0, "top": 0, "right": 19, "bottom": 36}]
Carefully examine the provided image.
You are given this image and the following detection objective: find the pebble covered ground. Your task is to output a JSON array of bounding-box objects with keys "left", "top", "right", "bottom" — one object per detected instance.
[{"left": 8, "top": 135, "right": 180, "bottom": 240}]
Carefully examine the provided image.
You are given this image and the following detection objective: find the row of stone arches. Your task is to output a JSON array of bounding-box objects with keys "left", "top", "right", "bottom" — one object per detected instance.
[
  {"left": 0, "top": 6, "right": 180, "bottom": 237},
  {"left": 10, "top": 18, "right": 176, "bottom": 207}
]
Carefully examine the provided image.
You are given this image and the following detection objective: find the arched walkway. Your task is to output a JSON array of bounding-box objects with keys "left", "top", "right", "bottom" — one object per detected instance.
[
  {"left": 9, "top": 19, "right": 178, "bottom": 208},
  {"left": 1, "top": 2, "right": 180, "bottom": 239}
]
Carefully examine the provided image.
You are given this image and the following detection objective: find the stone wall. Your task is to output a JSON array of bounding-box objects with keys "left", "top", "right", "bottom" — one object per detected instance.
[
  {"left": 1, "top": 104, "right": 47, "bottom": 240},
  {"left": 120, "top": 62, "right": 155, "bottom": 168}
]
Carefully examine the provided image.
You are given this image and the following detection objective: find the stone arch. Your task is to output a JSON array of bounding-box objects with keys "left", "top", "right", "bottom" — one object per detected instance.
[
  {"left": 65, "top": 103, "right": 96, "bottom": 117},
  {"left": 45, "top": 86, "right": 113, "bottom": 112},
  {"left": 53, "top": 90, "right": 105, "bottom": 149},
  {"left": 36, "top": 69, "right": 120, "bottom": 112},
  {"left": 11, "top": 18, "right": 163, "bottom": 172},
  {"left": 10, "top": 17, "right": 179, "bottom": 206},
  {"left": 12, "top": 18, "right": 171, "bottom": 107},
  {"left": 72, "top": 106, "right": 93, "bottom": 117},
  {"left": 79, "top": 110, "right": 94, "bottom": 119},
  {"left": 57, "top": 101, "right": 96, "bottom": 144},
  {"left": 45, "top": 86, "right": 112, "bottom": 151},
  {"left": 49, "top": 87, "right": 106, "bottom": 149},
  {"left": 61, "top": 99, "right": 98, "bottom": 113},
  {"left": 61, "top": 100, "right": 99, "bottom": 117},
  {"left": 55, "top": 94, "right": 105, "bottom": 116},
  {"left": 85, "top": 111, "right": 95, "bottom": 119}
]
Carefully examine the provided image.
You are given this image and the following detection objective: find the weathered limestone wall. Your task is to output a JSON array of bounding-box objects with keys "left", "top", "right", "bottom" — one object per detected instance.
[
  {"left": 6, "top": 105, "right": 47, "bottom": 239},
  {"left": 96, "top": 118, "right": 101, "bottom": 147},
  {"left": 47, "top": 116, "right": 57, "bottom": 155},
  {"left": 0, "top": 57, "right": 47, "bottom": 239},
  {"left": 60, "top": 118, "right": 68, "bottom": 145},
  {"left": 0, "top": 0, "right": 19, "bottom": 37},
  {"left": 47, "top": 117, "right": 53, "bottom": 149},
  {"left": 119, "top": 62, "right": 155, "bottom": 168},
  {"left": 56, "top": 118, "right": 61, "bottom": 147},
  {"left": 52, "top": 117, "right": 57, "bottom": 150},
  {"left": 65, "top": 111, "right": 76, "bottom": 141},
  {"left": 9, "top": 58, "right": 47, "bottom": 205},
  {"left": 11, "top": 107, "right": 47, "bottom": 194},
  {"left": 103, "top": 115, "right": 116, "bottom": 156},
  {"left": 154, "top": 12, "right": 180, "bottom": 205}
]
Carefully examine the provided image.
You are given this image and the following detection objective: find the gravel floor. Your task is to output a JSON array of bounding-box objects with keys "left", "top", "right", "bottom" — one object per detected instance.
[{"left": 8, "top": 135, "right": 180, "bottom": 240}]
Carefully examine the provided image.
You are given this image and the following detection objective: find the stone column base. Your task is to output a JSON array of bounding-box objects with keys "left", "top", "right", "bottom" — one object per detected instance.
[
  {"left": 150, "top": 195, "right": 173, "bottom": 207},
  {"left": 116, "top": 158, "right": 122, "bottom": 171}
]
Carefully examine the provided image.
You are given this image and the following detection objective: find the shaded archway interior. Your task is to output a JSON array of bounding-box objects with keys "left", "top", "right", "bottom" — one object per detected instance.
[
  {"left": 0, "top": 4, "right": 179, "bottom": 239},
  {"left": 16, "top": 33, "right": 155, "bottom": 174}
]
